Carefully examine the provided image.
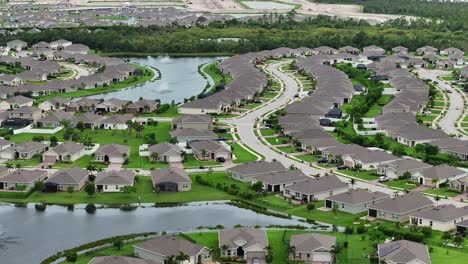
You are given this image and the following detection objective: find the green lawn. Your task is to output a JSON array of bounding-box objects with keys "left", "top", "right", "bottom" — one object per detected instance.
[
  {"left": 419, "top": 114, "right": 438, "bottom": 122},
  {"left": 243, "top": 103, "right": 262, "bottom": 109},
  {"left": 265, "top": 137, "right": 289, "bottom": 145},
  {"left": 434, "top": 100, "right": 445, "bottom": 107},
  {"left": 183, "top": 155, "right": 221, "bottom": 169},
  {"left": 190, "top": 171, "right": 251, "bottom": 190},
  {"left": 10, "top": 123, "right": 171, "bottom": 169},
  {"left": 295, "top": 154, "right": 320, "bottom": 162},
  {"left": 2, "top": 176, "right": 233, "bottom": 205},
  {"left": 261, "top": 92, "right": 278, "bottom": 99},
  {"left": 217, "top": 132, "right": 233, "bottom": 140},
  {"left": 260, "top": 129, "right": 276, "bottom": 136},
  {"left": 6, "top": 156, "right": 41, "bottom": 168},
  {"left": 384, "top": 179, "right": 418, "bottom": 190},
  {"left": 423, "top": 186, "right": 461, "bottom": 198},
  {"left": 276, "top": 146, "right": 303, "bottom": 153},
  {"left": 364, "top": 94, "right": 394, "bottom": 118},
  {"left": 230, "top": 142, "right": 258, "bottom": 163},
  {"left": 339, "top": 170, "right": 379, "bottom": 181},
  {"left": 53, "top": 155, "right": 105, "bottom": 169},
  {"left": 203, "top": 62, "right": 232, "bottom": 93}
]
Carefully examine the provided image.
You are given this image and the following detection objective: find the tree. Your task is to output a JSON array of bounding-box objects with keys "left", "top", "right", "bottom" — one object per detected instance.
[
  {"left": 120, "top": 185, "right": 136, "bottom": 194},
  {"left": 251, "top": 181, "right": 263, "bottom": 193},
  {"left": 155, "top": 186, "right": 160, "bottom": 196},
  {"left": 331, "top": 244, "right": 342, "bottom": 264},
  {"left": 306, "top": 203, "right": 315, "bottom": 211},
  {"left": 435, "top": 195, "right": 441, "bottom": 206},
  {"left": 15, "top": 163, "right": 22, "bottom": 170},
  {"left": 175, "top": 251, "right": 190, "bottom": 264},
  {"left": 349, "top": 178, "right": 356, "bottom": 189},
  {"left": 33, "top": 181, "right": 45, "bottom": 192},
  {"left": 402, "top": 171, "right": 412, "bottom": 180},
  {"left": 392, "top": 145, "right": 405, "bottom": 157},
  {"left": 452, "top": 233, "right": 464, "bottom": 248},
  {"left": 150, "top": 151, "right": 159, "bottom": 162},
  {"left": 5, "top": 163, "right": 12, "bottom": 170},
  {"left": 84, "top": 182, "right": 96, "bottom": 196},
  {"left": 76, "top": 121, "right": 85, "bottom": 131},
  {"left": 66, "top": 186, "right": 74, "bottom": 196},
  {"left": 164, "top": 256, "right": 176, "bottom": 264},
  {"left": 113, "top": 240, "right": 124, "bottom": 250},
  {"left": 65, "top": 252, "right": 78, "bottom": 263},
  {"left": 50, "top": 136, "right": 58, "bottom": 147},
  {"left": 432, "top": 178, "right": 440, "bottom": 189},
  {"left": 442, "top": 231, "right": 452, "bottom": 245}
]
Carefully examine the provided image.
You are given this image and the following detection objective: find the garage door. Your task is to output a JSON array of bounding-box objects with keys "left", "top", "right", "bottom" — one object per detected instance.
[
  {"left": 325, "top": 200, "right": 332, "bottom": 208},
  {"left": 44, "top": 155, "right": 56, "bottom": 163}
]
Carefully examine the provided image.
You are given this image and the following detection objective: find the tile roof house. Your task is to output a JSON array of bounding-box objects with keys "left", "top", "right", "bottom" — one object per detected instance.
[
  {"left": 42, "top": 142, "right": 86, "bottom": 163},
  {"left": 325, "top": 188, "right": 391, "bottom": 214},
  {"left": 252, "top": 170, "right": 310, "bottom": 192},
  {"left": 377, "top": 158, "right": 432, "bottom": 180},
  {"left": 126, "top": 99, "right": 159, "bottom": 113},
  {"left": 0, "top": 141, "right": 48, "bottom": 160},
  {"left": 0, "top": 95, "right": 34, "bottom": 110},
  {"left": 378, "top": 240, "right": 431, "bottom": 264},
  {"left": 94, "top": 144, "right": 130, "bottom": 164},
  {"left": 412, "top": 164, "right": 467, "bottom": 188},
  {"left": 289, "top": 233, "right": 336, "bottom": 264},
  {"left": 89, "top": 256, "right": 161, "bottom": 264},
  {"left": 134, "top": 235, "right": 211, "bottom": 264},
  {"left": 368, "top": 192, "right": 433, "bottom": 222},
  {"left": 170, "top": 128, "right": 217, "bottom": 143},
  {"left": 95, "top": 170, "right": 135, "bottom": 192},
  {"left": 0, "top": 169, "right": 47, "bottom": 191},
  {"left": 189, "top": 140, "right": 231, "bottom": 161},
  {"left": 148, "top": 142, "right": 183, "bottom": 163},
  {"left": 283, "top": 174, "right": 348, "bottom": 203},
  {"left": 228, "top": 161, "right": 287, "bottom": 182},
  {"left": 151, "top": 167, "right": 191, "bottom": 192},
  {"left": 219, "top": 228, "right": 269, "bottom": 263},
  {"left": 410, "top": 204, "right": 468, "bottom": 231},
  {"left": 172, "top": 114, "right": 213, "bottom": 131},
  {"left": 45, "top": 167, "right": 88, "bottom": 191}
]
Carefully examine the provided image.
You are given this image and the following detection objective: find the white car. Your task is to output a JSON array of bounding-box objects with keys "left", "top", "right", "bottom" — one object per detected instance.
[{"left": 378, "top": 176, "right": 390, "bottom": 183}]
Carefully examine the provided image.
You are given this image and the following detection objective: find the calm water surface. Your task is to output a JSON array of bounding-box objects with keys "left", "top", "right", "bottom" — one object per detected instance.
[{"left": 0, "top": 202, "right": 307, "bottom": 264}]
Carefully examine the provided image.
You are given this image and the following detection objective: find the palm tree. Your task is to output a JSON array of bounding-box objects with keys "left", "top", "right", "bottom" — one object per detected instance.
[
  {"left": 432, "top": 178, "right": 440, "bottom": 189},
  {"left": 434, "top": 195, "right": 441, "bottom": 206},
  {"left": 331, "top": 244, "right": 342, "bottom": 264},
  {"left": 201, "top": 149, "right": 208, "bottom": 160},
  {"left": 452, "top": 233, "right": 464, "bottom": 248},
  {"left": 379, "top": 259, "right": 388, "bottom": 264},
  {"left": 442, "top": 231, "right": 452, "bottom": 245},
  {"left": 220, "top": 245, "right": 228, "bottom": 256},
  {"left": 150, "top": 152, "right": 159, "bottom": 162},
  {"left": 126, "top": 120, "right": 133, "bottom": 135},
  {"left": 175, "top": 251, "right": 190, "bottom": 264},
  {"left": 163, "top": 256, "right": 176, "bottom": 264},
  {"left": 287, "top": 245, "right": 296, "bottom": 257}
]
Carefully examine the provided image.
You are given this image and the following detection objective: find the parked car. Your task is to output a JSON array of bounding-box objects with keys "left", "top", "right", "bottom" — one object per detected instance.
[
  {"left": 337, "top": 165, "right": 349, "bottom": 170},
  {"left": 378, "top": 176, "right": 390, "bottom": 183},
  {"left": 199, "top": 166, "right": 205, "bottom": 169},
  {"left": 218, "top": 137, "right": 229, "bottom": 142},
  {"left": 317, "top": 158, "right": 328, "bottom": 164},
  {"left": 217, "top": 157, "right": 226, "bottom": 163}
]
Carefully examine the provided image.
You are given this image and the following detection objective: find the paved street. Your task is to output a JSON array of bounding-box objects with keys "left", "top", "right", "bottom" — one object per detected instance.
[{"left": 418, "top": 68, "right": 467, "bottom": 139}]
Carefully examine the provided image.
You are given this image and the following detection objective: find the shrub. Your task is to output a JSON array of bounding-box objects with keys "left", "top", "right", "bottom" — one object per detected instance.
[{"left": 344, "top": 226, "right": 354, "bottom": 234}]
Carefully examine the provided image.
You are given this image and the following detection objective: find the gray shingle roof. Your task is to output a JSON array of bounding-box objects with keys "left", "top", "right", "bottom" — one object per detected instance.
[
  {"left": 252, "top": 170, "right": 309, "bottom": 185},
  {"left": 370, "top": 192, "right": 433, "bottom": 214},
  {"left": 89, "top": 256, "right": 161, "bottom": 264},
  {"left": 326, "top": 189, "right": 390, "bottom": 205},
  {"left": 134, "top": 235, "right": 205, "bottom": 257},
  {"left": 378, "top": 240, "right": 431, "bottom": 264},
  {"left": 219, "top": 228, "right": 268, "bottom": 249},
  {"left": 290, "top": 233, "right": 336, "bottom": 252},
  {"left": 285, "top": 175, "right": 348, "bottom": 195},
  {"left": 418, "top": 164, "right": 466, "bottom": 180},
  {"left": 229, "top": 161, "right": 286, "bottom": 176},
  {"left": 148, "top": 142, "right": 181, "bottom": 156},
  {"left": 411, "top": 204, "right": 468, "bottom": 222},
  {"left": 95, "top": 170, "right": 135, "bottom": 185},
  {"left": 151, "top": 167, "right": 191, "bottom": 185},
  {"left": 0, "top": 169, "right": 47, "bottom": 183},
  {"left": 46, "top": 167, "right": 88, "bottom": 185}
]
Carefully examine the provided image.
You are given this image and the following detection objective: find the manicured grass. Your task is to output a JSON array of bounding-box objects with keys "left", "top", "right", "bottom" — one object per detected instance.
[
  {"left": 364, "top": 94, "right": 394, "bottom": 118},
  {"left": 230, "top": 142, "right": 258, "bottom": 163},
  {"left": 285, "top": 200, "right": 367, "bottom": 227},
  {"left": 430, "top": 109, "right": 442, "bottom": 114},
  {"left": 265, "top": 137, "right": 289, "bottom": 145},
  {"left": 441, "top": 76, "right": 456, "bottom": 81},
  {"left": 243, "top": 103, "right": 262, "bottom": 109},
  {"left": 419, "top": 115, "right": 438, "bottom": 121},
  {"left": 10, "top": 123, "right": 171, "bottom": 169},
  {"left": 53, "top": 155, "right": 105, "bottom": 169},
  {"left": 423, "top": 186, "right": 462, "bottom": 198},
  {"left": 429, "top": 245, "right": 468, "bottom": 264},
  {"left": 6, "top": 156, "right": 41, "bottom": 167},
  {"left": 434, "top": 100, "right": 445, "bottom": 107},
  {"left": 190, "top": 171, "right": 251, "bottom": 190},
  {"left": 384, "top": 179, "right": 418, "bottom": 190},
  {"left": 36, "top": 64, "right": 154, "bottom": 103},
  {"left": 295, "top": 154, "right": 320, "bottom": 162},
  {"left": 276, "top": 146, "right": 303, "bottom": 153},
  {"left": 260, "top": 129, "right": 276, "bottom": 136},
  {"left": 261, "top": 92, "right": 278, "bottom": 99},
  {"left": 183, "top": 155, "right": 221, "bottom": 169},
  {"left": 339, "top": 170, "right": 379, "bottom": 181},
  {"left": 203, "top": 62, "right": 232, "bottom": 92},
  {"left": 123, "top": 156, "right": 169, "bottom": 170},
  {"left": 217, "top": 132, "right": 233, "bottom": 140},
  {"left": 146, "top": 105, "right": 180, "bottom": 117},
  {"left": 2, "top": 176, "right": 233, "bottom": 205}
]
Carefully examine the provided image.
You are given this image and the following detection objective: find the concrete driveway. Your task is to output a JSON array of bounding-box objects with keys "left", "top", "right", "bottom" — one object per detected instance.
[{"left": 107, "top": 163, "right": 122, "bottom": 171}]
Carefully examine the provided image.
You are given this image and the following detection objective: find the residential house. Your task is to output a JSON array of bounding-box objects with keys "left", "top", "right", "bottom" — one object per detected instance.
[
  {"left": 0, "top": 169, "right": 47, "bottom": 191},
  {"left": 283, "top": 175, "right": 348, "bottom": 203},
  {"left": 392, "top": 46, "right": 408, "bottom": 54},
  {"left": 45, "top": 167, "right": 88, "bottom": 191},
  {"left": 89, "top": 256, "right": 161, "bottom": 264},
  {"left": 95, "top": 170, "right": 135, "bottom": 192},
  {"left": 377, "top": 158, "right": 432, "bottom": 180},
  {"left": 94, "top": 144, "right": 130, "bottom": 164},
  {"left": 229, "top": 161, "right": 287, "bottom": 182},
  {"left": 67, "top": 98, "right": 100, "bottom": 112},
  {"left": 289, "top": 233, "right": 336, "bottom": 264},
  {"left": 461, "top": 65, "right": 468, "bottom": 80},
  {"left": 38, "top": 97, "right": 71, "bottom": 111},
  {"left": 50, "top": 39, "right": 72, "bottom": 50},
  {"left": 412, "top": 164, "right": 467, "bottom": 187},
  {"left": 0, "top": 141, "right": 48, "bottom": 160},
  {"left": 410, "top": 204, "right": 468, "bottom": 231},
  {"left": 150, "top": 167, "right": 191, "bottom": 192},
  {"left": 64, "top": 44, "right": 90, "bottom": 55},
  {"left": 170, "top": 128, "right": 217, "bottom": 143},
  {"left": 378, "top": 240, "right": 431, "bottom": 264},
  {"left": 440, "top": 47, "right": 464, "bottom": 56},
  {"left": 416, "top": 46, "right": 437, "bottom": 56},
  {"left": 70, "top": 112, "right": 105, "bottom": 129},
  {"left": 251, "top": 170, "right": 310, "bottom": 192},
  {"left": 368, "top": 192, "right": 433, "bottom": 222},
  {"left": 172, "top": 114, "right": 213, "bottom": 131},
  {"left": 36, "top": 111, "right": 73, "bottom": 128},
  {"left": 95, "top": 98, "right": 129, "bottom": 113},
  {"left": 148, "top": 142, "right": 183, "bottom": 163},
  {"left": 126, "top": 99, "right": 159, "bottom": 114},
  {"left": 219, "top": 228, "right": 268, "bottom": 264},
  {"left": 455, "top": 219, "right": 468, "bottom": 236},
  {"left": 436, "top": 59, "right": 454, "bottom": 69},
  {"left": 0, "top": 75, "right": 23, "bottom": 86},
  {"left": 428, "top": 137, "right": 468, "bottom": 161},
  {"left": 325, "top": 189, "right": 391, "bottom": 214},
  {"left": 32, "top": 41, "right": 50, "bottom": 50},
  {"left": 9, "top": 106, "right": 42, "bottom": 121},
  {"left": 42, "top": 142, "right": 86, "bottom": 163},
  {"left": 0, "top": 138, "right": 13, "bottom": 150},
  {"left": 0, "top": 95, "right": 34, "bottom": 110},
  {"left": 6, "top": 40, "right": 27, "bottom": 51},
  {"left": 449, "top": 176, "right": 468, "bottom": 194},
  {"left": 189, "top": 140, "right": 231, "bottom": 161},
  {"left": 100, "top": 114, "right": 134, "bottom": 130},
  {"left": 134, "top": 235, "right": 211, "bottom": 264}
]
